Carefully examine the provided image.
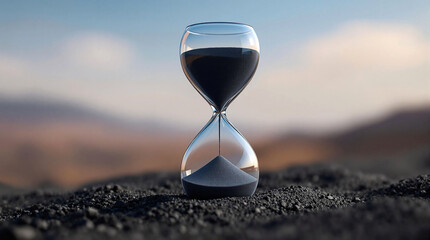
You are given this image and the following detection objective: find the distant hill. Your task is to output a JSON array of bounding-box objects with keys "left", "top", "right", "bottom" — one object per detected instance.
[
  {"left": 338, "top": 107, "right": 430, "bottom": 137},
  {"left": 0, "top": 97, "right": 116, "bottom": 123},
  {"left": 256, "top": 106, "right": 430, "bottom": 170},
  {"left": 0, "top": 97, "right": 175, "bottom": 133},
  {"left": 332, "top": 107, "right": 430, "bottom": 155}
]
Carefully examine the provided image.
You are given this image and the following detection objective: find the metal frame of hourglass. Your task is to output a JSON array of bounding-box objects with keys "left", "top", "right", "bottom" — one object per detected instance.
[{"left": 180, "top": 22, "right": 260, "bottom": 199}]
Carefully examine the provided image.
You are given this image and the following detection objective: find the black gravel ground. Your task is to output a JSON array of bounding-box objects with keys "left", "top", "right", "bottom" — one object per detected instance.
[{"left": 0, "top": 165, "right": 429, "bottom": 240}]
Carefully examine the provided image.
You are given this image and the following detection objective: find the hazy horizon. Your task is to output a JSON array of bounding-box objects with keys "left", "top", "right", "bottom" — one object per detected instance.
[{"left": 1, "top": 93, "right": 428, "bottom": 136}]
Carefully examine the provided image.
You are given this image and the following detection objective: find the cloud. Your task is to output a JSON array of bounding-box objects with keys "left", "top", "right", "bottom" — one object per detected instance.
[
  {"left": 302, "top": 21, "right": 429, "bottom": 71},
  {"left": 61, "top": 33, "right": 134, "bottom": 72},
  {"left": 0, "top": 55, "right": 28, "bottom": 79},
  {"left": 234, "top": 21, "right": 430, "bottom": 130}
]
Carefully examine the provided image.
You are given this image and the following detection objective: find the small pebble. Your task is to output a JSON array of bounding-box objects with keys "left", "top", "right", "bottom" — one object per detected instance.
[
  {"left": 281, "top": 201, "right": 287, "bottom": 208},
  {"left": 179, "top": 225, "right": 187, "bottom": 234},
  {"left": 96, "top": 224, "right": 107, "bottom": 232},
  {"left": 11, "top": 226, "right": 37, "bottom": 240},
  {"left": 85, "top": 220, "right": 95, "bottom": 229},
  {"left": 114, "top": 222, "right": 123, "bottom": 230},
  {"left": 35, "top": 219, "right": 49, "bottom": 231},
  {"left": 86, "top": 207, "right": 99, "bottom": 218},
  {"left": 215, "top": 209, "right": 223, "bottom": 217},
  {"left": 51, "top": 220, "right": 61, "bottom": 227}
]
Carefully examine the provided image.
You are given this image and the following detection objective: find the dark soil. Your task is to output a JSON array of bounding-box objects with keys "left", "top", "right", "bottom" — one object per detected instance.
[{"left": 0, "top": 165, "right": 429, "bottom": 240}]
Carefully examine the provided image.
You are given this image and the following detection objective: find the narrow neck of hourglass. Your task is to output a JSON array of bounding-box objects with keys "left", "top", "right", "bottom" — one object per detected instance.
[
  {"left": 211, "top": 106, "right": 227, "bottom": 115},
  {"left": 210, "top": 105, "right": 225, "bottom": 157}
]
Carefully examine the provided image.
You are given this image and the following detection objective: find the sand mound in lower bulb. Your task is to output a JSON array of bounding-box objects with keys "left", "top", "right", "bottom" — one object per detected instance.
[{"left": 182, "top": 155, "right": 258, "bottom": 199}]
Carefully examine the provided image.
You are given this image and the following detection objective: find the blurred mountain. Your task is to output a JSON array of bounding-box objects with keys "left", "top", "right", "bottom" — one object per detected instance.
[
  {"left": 0, "top": 97, "right": 428, "bottom": 188},
  {"left": 328, "top": 107, "right": 430, "bottom": 179},
  {"left": 0, "top": 97, "right": 172, "bottom": 133},
  {"left": 256, "top": 106, "right": 430, "bottom": 171},
  {"left": 332, "top": 107, "right": 430, "bottom": 155},
  {"left": 0, "top": 98, "right": 110, "bottom": 123}
]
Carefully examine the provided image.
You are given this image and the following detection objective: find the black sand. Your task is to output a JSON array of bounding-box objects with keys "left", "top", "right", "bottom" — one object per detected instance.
[
  {"left": 181, "top": 47, "right": 259, "bottom": 110},
  {"left": 182, "top": 155, "right": 258, "bottom": 199},
  {"left": 0, "top": 164, "right": 429, "bottom": 240}
]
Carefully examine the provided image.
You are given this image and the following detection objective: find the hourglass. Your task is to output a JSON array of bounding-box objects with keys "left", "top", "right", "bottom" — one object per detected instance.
[{"left": 180, "top": 22, "right": 260, "bottom": 199}]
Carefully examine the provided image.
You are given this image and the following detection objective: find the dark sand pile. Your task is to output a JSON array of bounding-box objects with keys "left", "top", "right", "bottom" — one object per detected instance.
[
  {"left": 182, "top": 155, "right": 258, "bottom": 199},
  {"left": 0, "top": 165, "right": 429, "bottom": 240}
]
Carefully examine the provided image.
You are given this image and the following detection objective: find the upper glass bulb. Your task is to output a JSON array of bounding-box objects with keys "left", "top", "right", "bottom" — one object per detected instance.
[{"left": 180, "top": 22, "right": 260, "bottom": 112}]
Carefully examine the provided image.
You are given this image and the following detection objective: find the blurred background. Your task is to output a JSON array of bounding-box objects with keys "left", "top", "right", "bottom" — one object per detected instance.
[{"left": 0, "top": 1, "right": 429, "bottom": 189}]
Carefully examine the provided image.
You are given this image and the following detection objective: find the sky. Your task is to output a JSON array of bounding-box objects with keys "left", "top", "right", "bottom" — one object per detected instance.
[{"left": 0, "top": 1, "right": 429, "bottom": 132}]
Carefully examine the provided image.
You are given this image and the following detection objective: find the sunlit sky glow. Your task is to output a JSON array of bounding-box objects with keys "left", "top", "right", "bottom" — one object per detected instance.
[{"left": 0, "top": 1, "right": 429, "bottom": 132}]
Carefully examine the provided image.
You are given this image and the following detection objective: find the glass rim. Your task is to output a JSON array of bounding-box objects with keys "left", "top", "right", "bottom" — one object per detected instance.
[{"left": 185, "top": 22, "right": 254, "bottom": 36}]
